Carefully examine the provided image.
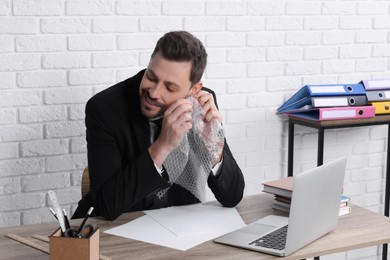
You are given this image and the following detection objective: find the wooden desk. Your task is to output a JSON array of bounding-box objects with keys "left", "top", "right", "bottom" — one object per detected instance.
[
  {"left": 2, "top": 194, "right": 390, "bottom": 260},
  {"left": 287, "top": 114, "right": 390, "bottom": 259}
]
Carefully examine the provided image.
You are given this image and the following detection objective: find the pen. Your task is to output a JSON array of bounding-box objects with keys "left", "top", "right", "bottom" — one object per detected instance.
[
  {"left": 49, "top": 208, "right": 57, "bottom": 220},
  {"left": 48, "top": 190, "right": 67, "bottom": 233},
  {"left": 77, "top": 207, "right": 94, "bottom": 237},
  {"left": 62, "top": 209, "right": 70, "bottom": 229}
]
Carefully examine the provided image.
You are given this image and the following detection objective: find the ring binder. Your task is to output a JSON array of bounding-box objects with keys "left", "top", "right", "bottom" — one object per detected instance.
[
  {"left": 278, "top": 84, "right": 366, "bottom": 113},
  {"left": 369, "top": 101, "right": 390, "bottom": 114},
  {"left": 286, "top": 106, "right": 376, "bottom": 121},
  {"left": 311, "top": 95, "right": 367, "bottom": 108},
  {"left": 362, "top": 79, "right": 390, "bottom": 91}
]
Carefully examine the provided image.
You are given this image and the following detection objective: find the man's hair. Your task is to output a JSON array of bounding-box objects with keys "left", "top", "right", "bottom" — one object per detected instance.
[{"left": 151, "top": 31, "right": 207, "bottom": 85}]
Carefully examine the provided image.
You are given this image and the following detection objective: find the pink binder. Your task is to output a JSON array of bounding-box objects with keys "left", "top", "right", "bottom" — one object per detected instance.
[{"left": 288, "top": 106, "right": 376, "bottom": 121}]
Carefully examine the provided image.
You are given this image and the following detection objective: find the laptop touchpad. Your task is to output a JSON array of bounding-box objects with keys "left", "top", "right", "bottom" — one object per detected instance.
[{"left": 240, "top": 223, "right": 276, "bottom": 236}]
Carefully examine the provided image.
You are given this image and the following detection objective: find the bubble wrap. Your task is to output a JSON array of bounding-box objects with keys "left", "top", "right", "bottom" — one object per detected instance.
[{"left": 156, "top": 96, "right": 225, "bottom": 202}]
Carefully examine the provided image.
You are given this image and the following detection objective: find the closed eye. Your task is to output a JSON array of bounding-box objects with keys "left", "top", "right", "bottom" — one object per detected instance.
[
  {"left": 166, "top": 83, "right": 179, "bottom": 92},
  {"left": 146, "top": 71, "right": 157, "bottom": 82}
]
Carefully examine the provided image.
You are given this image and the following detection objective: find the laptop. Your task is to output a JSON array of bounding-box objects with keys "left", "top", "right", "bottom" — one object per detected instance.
[{"left": 214, "top": 157, "right": 347, "bottom": 257}]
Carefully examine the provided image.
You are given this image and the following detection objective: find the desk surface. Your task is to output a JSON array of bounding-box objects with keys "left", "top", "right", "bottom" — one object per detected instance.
[{"left": 2, "top": 194, "right": 390, "bottom": 260}]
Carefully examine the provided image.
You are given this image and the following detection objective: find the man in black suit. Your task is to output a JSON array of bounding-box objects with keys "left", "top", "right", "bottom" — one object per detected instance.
[{"left": 73, "top": 31, "right": 245, "bottom": 220}]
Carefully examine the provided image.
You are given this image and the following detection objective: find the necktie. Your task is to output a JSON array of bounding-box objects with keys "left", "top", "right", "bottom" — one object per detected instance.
[
  {"left": 154, "top": 118, "right": 163, "bottom": 141},
  {"left": 151, "top": 118, "right": 169, "bottom": 181},
  {"left": 161, "top": 167, "right": 169, "bottom": 181}
]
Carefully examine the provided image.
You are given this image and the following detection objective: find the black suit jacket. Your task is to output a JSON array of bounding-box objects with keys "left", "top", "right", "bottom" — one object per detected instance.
[{"left": 72, "top": 70, "right": 245, "bottom": 220}]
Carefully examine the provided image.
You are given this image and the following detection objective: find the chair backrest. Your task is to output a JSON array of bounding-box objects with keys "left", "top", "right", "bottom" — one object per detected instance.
[{"left": 81, "top": 166, "right": 90, "bottom": 197}]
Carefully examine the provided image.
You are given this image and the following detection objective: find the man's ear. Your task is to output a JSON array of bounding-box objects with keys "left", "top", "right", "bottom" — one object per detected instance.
[{"left": 190, "top": 81, "right": 203, "bottom": 96}]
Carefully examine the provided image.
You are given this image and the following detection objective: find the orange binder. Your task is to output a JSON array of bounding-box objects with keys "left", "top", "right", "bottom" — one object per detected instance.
[{"left": 369, "top": 101, "right": 390, "bottom": 114}]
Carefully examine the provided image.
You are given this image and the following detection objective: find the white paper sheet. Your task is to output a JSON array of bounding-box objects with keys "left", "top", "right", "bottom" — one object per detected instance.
[
  {"left": 144, "top": 204, "right": 244, "bottom": 237},
  {"left": 104, "top": 204, "right": 246, "bottom": 251}
]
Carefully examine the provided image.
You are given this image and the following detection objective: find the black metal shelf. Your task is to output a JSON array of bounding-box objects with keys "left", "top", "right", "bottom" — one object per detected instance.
[{"left": 287, "top": 114, "right": 390, "bottom": 260}]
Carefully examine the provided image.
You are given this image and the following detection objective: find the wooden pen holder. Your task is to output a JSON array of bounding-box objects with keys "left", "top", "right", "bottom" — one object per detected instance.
[{"left": 49, "top": 228, "right": 100, "bottom": 260}]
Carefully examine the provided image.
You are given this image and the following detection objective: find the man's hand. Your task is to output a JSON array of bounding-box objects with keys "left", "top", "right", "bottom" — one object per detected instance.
[
  {"left": 194, "top": 90, "right": 224, "bottom": 166},
  {"left": 149, "top": 99, "right": 193, "bottom": 168},
  {"left": 160, "top": 99, "right": 193, "bottom": 150},
  {"left": 194, "top": 90, "right": 223, "bottom": 123}
]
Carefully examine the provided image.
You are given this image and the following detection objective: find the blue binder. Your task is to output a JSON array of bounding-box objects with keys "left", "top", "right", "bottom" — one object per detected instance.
[{"left": 277, "top": 83, "right": 366, "bottom": 113}]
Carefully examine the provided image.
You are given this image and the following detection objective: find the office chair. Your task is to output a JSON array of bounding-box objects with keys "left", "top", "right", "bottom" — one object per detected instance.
[{"left": 81, "top": 166, "right": 90, "bottom": 197}]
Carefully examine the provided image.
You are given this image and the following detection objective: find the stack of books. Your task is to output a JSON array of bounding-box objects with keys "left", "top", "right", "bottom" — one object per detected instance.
[
  {"left": 339, "top": 194, "right": 351, "bottom": 216},
  {"left": 362, "top": 79, "right": 390, "bottom": 114},
  {"left": 277, "top": 83, "right": 376, "bottom": 121},
  {"left": 262, "top": 177, "right": 351, "bottom": 216}
]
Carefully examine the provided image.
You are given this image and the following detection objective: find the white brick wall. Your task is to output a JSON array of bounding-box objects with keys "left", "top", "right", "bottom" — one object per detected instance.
[{"left": 1, "top": 1, "right": 390, "bottom": 258}]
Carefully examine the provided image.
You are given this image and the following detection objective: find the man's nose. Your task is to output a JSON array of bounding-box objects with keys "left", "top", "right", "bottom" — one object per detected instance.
[{"left": 148, "top": 83, "right": 163, "bottom": 98}]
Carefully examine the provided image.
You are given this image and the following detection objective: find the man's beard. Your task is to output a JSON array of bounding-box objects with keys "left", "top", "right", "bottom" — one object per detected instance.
[{"left": 140, "top": 89, "right": 166, "bottom": 119}]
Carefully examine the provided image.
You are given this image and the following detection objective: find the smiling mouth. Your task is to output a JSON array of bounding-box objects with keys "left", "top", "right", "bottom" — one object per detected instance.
[{"left": 144, "top": 91, "right": 164, "bottom": 109}]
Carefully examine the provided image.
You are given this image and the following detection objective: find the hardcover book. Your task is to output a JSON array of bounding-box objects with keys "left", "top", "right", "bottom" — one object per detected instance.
[{"left": 262, "top": 177, "right": 293, "bottom": 198}]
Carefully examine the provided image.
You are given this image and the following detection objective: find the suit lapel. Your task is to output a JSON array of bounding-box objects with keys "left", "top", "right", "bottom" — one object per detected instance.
[
  {"left": 125, "top": 70, "right": 151, "bottom": 151},
  {"left": 132, "top": 117, "right": 150, "bottom": 149}
]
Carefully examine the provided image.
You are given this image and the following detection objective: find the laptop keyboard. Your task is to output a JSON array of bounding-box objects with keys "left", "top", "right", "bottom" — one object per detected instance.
[{"left": 248, "top": 225, "right": 288, "bottom": 250}]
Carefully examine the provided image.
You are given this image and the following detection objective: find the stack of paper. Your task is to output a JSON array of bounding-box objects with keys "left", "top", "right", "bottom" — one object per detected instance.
[
  {"left": 363, "top": 79, "right": 390, "bottom": 114},
  {"left": 104, "top": 203, "right": 246, "bottom": 251},
  {"left": 277, "top": 83, "right": 376, "bottom": 121}
]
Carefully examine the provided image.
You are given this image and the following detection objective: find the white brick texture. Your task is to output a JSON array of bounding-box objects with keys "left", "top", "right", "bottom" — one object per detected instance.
[
  {"left": 13, "top": 0, "right": 63, "bottom": 16},
  {"left": 1, "top": 3, "right": 390, "bottom": 258},
  {"left": 41, "top": 18, "right": 91, "bottom": 34}
]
